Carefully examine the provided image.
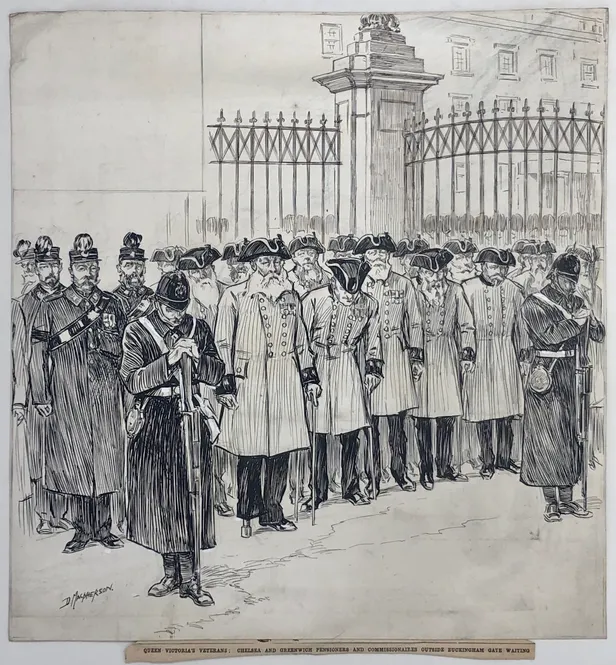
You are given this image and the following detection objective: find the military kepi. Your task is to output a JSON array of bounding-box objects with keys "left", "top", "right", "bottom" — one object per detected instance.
[
  {"left": 119, "top": 232, "right": 146, "bottom": 262},
  {"left": 34, "top": 235, "right": 61, "bottom": 263},
  {"left": 238, "top": 234, "right": 291, "bottom": 262},
  {"left": 474, "top": 247, "right": 516, "bottom": 267},
  {"left": 13, "top": 239, "right": 35, "bottom": 263},
  {"left": 69, "top": 233, "right": 99, "bottom": 264},
  {"left": 353, "top": 233, "right": 397, "bottom": 255},
  {"left": 155, "top": 271, "right": 190, "bottom": 310},
  {"left": 178, "top": 245, "right": 222, "bottom": 271},
  {"left": 326, "top": 257, "right": 371, "bottom": 295}
]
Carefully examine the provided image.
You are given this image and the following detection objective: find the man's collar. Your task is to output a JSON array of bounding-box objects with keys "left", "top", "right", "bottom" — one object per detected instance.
[
  {"left": 366, "top": 264, "right": 391, "bottom": 282},
  {"left": 65, "top": 284, "right": 102, "bottom": 306}
]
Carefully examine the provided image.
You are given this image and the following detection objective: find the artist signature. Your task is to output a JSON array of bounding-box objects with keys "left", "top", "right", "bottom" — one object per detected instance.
[{"left": 60, "top": 583, "right": 114, "bottom": 610}]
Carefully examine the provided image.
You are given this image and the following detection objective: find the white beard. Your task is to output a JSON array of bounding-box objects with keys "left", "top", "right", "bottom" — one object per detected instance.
[
  {"left": 247, "top": 271, "right": 292, "bottom": 301},
  {"left": 418, "top": 277, "right": 446, "bottom": 306},
  {"left": 367, "top": 263, "right": 391, "bottom": 282},
  {"left": 190, "top": 278, "right": 220, "bottom": 308},
  {"left": 294, "top": 264, "right": 323, "bottom": 289}
]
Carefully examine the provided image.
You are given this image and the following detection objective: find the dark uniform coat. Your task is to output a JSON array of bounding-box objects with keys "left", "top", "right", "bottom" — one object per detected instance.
[
  {"left": 520, "top": 284, "right": 605, "bottom": 487},
  {"left": 120, "top": 311, "right": 225, "bottom": 554},
  {"left": 30, "top": 285, "right": 127, "bottom": 497},
  {"left": 414, "top": 280, "right": 476, "bottom": 419},
  {"left": 12, "top": 299, "right": 31, "bottom": 502},
  {"left": 112, "top": 284, "right": 155, "bottom": 320},
  {"left": 302, "top": 285, "right": 381, "bottom": 435},
  {"left": 21, "top": 282, "right": 65, "bottom": 480},
  {"left": 462, "top": 277, "right": 528, "bottom": 421},
  {"left": 361, "top": 269, "right": 423, "bottom": 416}
]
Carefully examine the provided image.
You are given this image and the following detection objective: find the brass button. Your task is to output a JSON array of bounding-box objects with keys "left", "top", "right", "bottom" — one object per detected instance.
[
  {"left": 281, "top": 352, "right": 286, "bottom": 357},
  {"left": 282, "top": 341, "right": 287, "bottom": 346}
]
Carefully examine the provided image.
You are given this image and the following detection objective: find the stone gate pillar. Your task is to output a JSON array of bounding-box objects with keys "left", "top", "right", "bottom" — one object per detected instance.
[{"left": 313, "top": 13, "right": 443, "bottom": 240}]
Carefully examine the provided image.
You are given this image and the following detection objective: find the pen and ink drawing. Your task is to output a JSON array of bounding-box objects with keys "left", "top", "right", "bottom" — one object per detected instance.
[{"left": 9, "top": 9, "right": 607, "bottom": 641}]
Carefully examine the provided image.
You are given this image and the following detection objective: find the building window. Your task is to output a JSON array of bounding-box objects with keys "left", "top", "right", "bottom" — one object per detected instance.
[
  {"left": 447, "top": 35, "right": 473, "bottom": 77},
  {"left": 496, "top": 97, "right": 519, "bottom": 114},
  {"left": 581, "top": 59, "right": 598, "bottom": 88},
  {"left": 320, "top": 23, "right": 343, "bottom": 57},
  {"left": 449, "top": 93, "right": 472, "bottom": 115},
  {"left": 538, "top": 51, "right": 557, "bottom": 81},
  {"left": 495, "top": 43, "right": 520, "bottom": 81}
]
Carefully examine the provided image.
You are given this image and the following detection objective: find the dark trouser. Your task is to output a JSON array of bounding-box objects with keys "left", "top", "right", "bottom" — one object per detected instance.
[
  {"left": 370, "top": 413, "right": 408, "bottom": 492},
  {"left": 415, "top": 416, "right": 456, "bottom": 480},
  {"left": 32, "top": 479, "right": 68, "bottom": 522},
  {"left": 543, "top": 486, "right": 573, "bottom": 504},
  {"left": 72, "top": 494, "right": 112, "bottom": 541},
  {"left": 311, "top": 430, "right": 361, "bottom": 504},
  {"left": 237, "top": 453, "right": 289, "bottom": 525},
  {"left": 161, "top": 552, "right": 193, "bottom": 584},
  {"left": 213, "top": 447, "right": 229, "bottom": 507},
  {"left": 475, "top": 417, "right": 514, "bottom": 471}
]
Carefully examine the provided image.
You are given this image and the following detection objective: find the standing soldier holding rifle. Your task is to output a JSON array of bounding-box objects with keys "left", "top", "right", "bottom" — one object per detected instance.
[
  {"left": 120, "top": 271, "right": 225, "bottom": 606},
  {"left": 519, "top": 253, "right": 605, "bottom": 523}
]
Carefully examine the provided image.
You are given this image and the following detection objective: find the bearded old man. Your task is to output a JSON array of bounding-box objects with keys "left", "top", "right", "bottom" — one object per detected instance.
[
  {"left": 179, "top": 246, "right": 234, "bottom": 518},
  {"left": 409, "top": 248, "right": 476, "bottom": 490},
  {"left": 462, "top": 248, "right": 528, "bottom": 479},
  {"left": 222, "top": 239, "right": 251, "bottom": 286},
  {"left": 113, "top": 232, "right": 154, "bottom": 319},
  {"left": 355, "top": 233, "right": 424, "bottom": 497},
  {"left": 394, "top": 236, "right": 429, "bottom": 283},
  {"left": 327, "top": 234, "right": 359, "bottom": 259},
  {"left": 215, "top": 236, "right": 321, "bottom": 538},
  {"left": 520, "top": 253, "right": 605, "bottom": 523},
  {"left": 21, "top": 236, "right": 69, "bottom": 535},
  {"left": 13, "top": 240, "right": 38, "bottom": 298},
  {"left": 30, "top": 234, "right": 126, "bottom": 554}
]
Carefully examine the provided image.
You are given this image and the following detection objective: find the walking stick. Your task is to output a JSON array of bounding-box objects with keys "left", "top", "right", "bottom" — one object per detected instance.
[
  {"left": 179, "top": 355, "right": 202, "bottom": 587},
  {"left": 311, "top": 406, "right": 317, "bottom": 526},
  {"left": 293, "top": 450, "right": 301, "bottom": 523},
  {"left": 366, "top": 424, "right": 377, "bottom": 501}
]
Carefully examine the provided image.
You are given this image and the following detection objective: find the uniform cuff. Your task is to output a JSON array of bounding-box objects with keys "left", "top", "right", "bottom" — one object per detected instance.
[
  {"left": 365, "top": 359, "right": 384, "bottom": 379},
  {"left": 215, "top": 374, "right": 237, "bottom": 396},
  {"left": 300, "top": 367, "right": 319, "bottom": 387},
  {"left": 460, "top": 347, "right": 476, "bottom": 362},
  {"left": 409, "top": 347, "right": 424, "bottom": 363}
]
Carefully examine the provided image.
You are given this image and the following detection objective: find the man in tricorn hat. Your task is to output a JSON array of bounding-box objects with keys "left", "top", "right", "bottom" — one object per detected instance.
[
  {"left": 113, "top": 232, "right": 154, "bottom": 319},
  {"left": 328, "top": 234, "right": 359, "bottom": 259},
  {"left": 30, "top": 233, "right": 126, "bottom": 553},
  {"left": 409, "top": 247, "right": 476, "bottom": 490},
  {"left": 511, "top": 240, "right": 548, "bottom": 297},
  {"left": 21, "top": 235, "right": 69, "bottom": 534},
  {"left": 13, "top": 240, "right": 38, "bottom": 297},
  {"left": 354, "top": 232, "right": 424, "bottom": 496},
  {"left": 443, "top": 238, "right": 479, "bottom": 285},
  {"left": 178, "top": 246, "right": 234, "bottom": 518},
  {"left": 150, "top": 246, "right": 185, "bottom": 289},
  {"left": 519, "top": 253, "right": 605, "bottom": 523},
  {"left": 301, "top": 257, "right": 382, "bottom": 509},
  {"left": 222, "top": 239, "right": 250, "bottom": 285},
  {"left": 121, "top": 271, "right": 225, "bottom": 606},
  {"left": 394, "top": 236, "right": 430, "bottom": 284},
  {"left": 287, "top": 231, "right": 331, "bottom": 298},
  {"left": 215, "top": 235, "right": 321, "bottom": 538},
  {"left": 462, "top": 248, "right": 528, "bottom": 479}
]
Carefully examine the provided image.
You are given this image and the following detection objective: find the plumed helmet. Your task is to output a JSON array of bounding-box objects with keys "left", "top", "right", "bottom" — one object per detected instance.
[
  {"left": 69, "top": 233, "right": 99, "bottom": 265},
  {"left": 34, "top": 235, "right": 61, "bottom": 263},
  {"left": 119, "top": 232, "right": 146, "bottom": 262}
]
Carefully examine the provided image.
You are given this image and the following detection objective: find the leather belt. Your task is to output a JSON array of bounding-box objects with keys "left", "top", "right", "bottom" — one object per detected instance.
[
  {"left": 536, "top": 350, "right": 575, "bottom": 358},
  {"left": 149, "top": 386, "right": 198, "bottom": 398}
]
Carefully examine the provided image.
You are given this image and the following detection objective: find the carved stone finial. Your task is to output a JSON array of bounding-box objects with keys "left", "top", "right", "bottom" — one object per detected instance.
[{"left": 359, "top": 13, "right": 401, "bottom": 33}]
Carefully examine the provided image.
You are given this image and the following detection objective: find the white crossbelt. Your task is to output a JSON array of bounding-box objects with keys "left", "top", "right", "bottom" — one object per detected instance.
[{"left": 535, "top": 350, "right": 575, "bottom": 358}]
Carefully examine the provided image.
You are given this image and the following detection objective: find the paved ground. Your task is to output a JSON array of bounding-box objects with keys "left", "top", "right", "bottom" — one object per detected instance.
[{"left": 10, "top": 465, "right": 606, "bottom": 641}]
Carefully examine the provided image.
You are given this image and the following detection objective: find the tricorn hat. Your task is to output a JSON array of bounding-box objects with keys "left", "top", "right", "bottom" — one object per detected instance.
[
  {"left": 238, "top": 235, "right": 291, "bottom": 263},
  {"left": 151, "top": 246, "right": 184, "bottom": 265},
  {"left": 512, "top": 238, "right": 530, "bottom": 253},
  {"left": 13, "top": 240, "right": 35, "bottom": 264},
  {"left": 516, "top": 240, "right": 541, "bottom": 256},
  {"left": 178, "top": 245, "right": 222, "bottom": 271},
  {"left": 394, "top": 236, "right": 430, "bottom": 258},
  {"left": 474, "top": 247, "right": 516, "bottom": 267},
  {"left": 353, "top": 233, "right": 397, "bottom": 255},
  {"left": 538, "top": 239, "right": 556, "bottom": 255},
  {"left": 222, "top": 238, "right": 249, "bottom": 262},
  {"left": 155, "top": 271, "right": 191, "bottom": 310},
  {"left": 442, "top": 238, "right": 477, "bottom": 255},
  {"left": 326, "top": 257, "right": 371, "bottom": 295},
  {"left": 328, "top": 234, "right": 358, "bottom": 254},
  {"left": 288, "top": 231, "right": 325, "bottom": 256},
  {"left": 119, "top": 232, "right": 146, "bottom": 262},
  {"left": 34, "top": 236, "right": 61, "bottom": 263},
  {"left": 564, "top": 243, "right": 600, "bottom": 264},
  {"left": 548, "top": 253, "right": 580, "bottom": 282},
  {"left": 69, "top": 233, "right": 99, "bottom": 264},
  {"left": 409, "top": 248, "right": 455, "bottom": 273}
]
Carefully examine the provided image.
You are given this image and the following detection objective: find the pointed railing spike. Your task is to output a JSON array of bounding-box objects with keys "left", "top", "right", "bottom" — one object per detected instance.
[
  {"left": 234, "top": 110, "right": 242, "bottom": 124},
  {"left": 305, "top": 111, "right": 313, "bottom": 127},
  {"left": 250, "top": 111, "right": 257, "bottom": 125},
  {"left": 320, "top": 113, "right": 327, "bottom": 127},
  {"left": 217, "top": 108, "right": 225, "bottom": 124},
  {"left": 264, "top": 111, "right": 271, "bottom": 125}
]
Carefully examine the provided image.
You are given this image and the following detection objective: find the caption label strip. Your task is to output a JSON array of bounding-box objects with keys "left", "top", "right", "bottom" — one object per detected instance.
[{"left": 125, "top": 640, "right": 535, "bottom": 662}]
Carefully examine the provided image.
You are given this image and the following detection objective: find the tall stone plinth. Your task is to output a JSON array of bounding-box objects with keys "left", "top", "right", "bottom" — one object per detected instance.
[{"left": 313, "top": 14, "right": 443, "bottom": 240}]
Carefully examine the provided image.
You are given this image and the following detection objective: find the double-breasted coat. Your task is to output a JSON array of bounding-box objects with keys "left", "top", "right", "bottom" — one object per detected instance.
[
  {"left": 462, "top": 277, "right": 528, "bottom": 422},
  {"left": 414, "top": 280, "right": 476, "bottom": 419},
  {"left": 215, "top": 278, "right": 317, "bottom": 458},
  {"left": 21, "top": 282, "right": 65, "bottom": 481},
  {"left": 302, "top": 285, "right": 382, "bottom": 435},
  {"left": 120, "top": 311, "right": 225, "bottom": 554},
  {"left": 361, "top": 269, "right": 423, "bottom": 416},
  {"left": 30, "top": 285, "right": 127, "bottom": 497},
  {"left": 519, "top": 284, "right": 605, "bottom": 487}
]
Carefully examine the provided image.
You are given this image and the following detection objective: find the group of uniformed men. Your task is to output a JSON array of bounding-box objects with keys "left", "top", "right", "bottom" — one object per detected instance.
[{"left": 11, "top": 226, "right": 605, "bottom": 608}]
